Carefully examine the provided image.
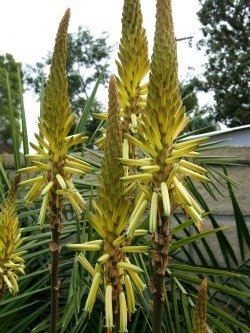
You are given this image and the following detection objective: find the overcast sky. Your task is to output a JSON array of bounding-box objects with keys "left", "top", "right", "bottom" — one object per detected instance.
[{"left": 0, "top": 0, "right": 210, "bottom": 143}]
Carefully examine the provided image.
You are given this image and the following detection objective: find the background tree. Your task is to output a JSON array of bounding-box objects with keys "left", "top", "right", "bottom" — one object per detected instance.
[
  {"left": 0, "top": 53, "right": 21, "bottom": 146},
  {"left": 181, "top": 82, "right": 218, "bottom": 134},
  {"left": 195, "top": 0, "right": 250, "bottom": 127},
  {"left": 25, "top": 26, "right": 111, "bottom": 139}
]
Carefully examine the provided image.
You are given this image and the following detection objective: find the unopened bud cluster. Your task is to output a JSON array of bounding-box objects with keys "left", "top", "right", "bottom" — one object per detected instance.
[{"left": 0, "top": 177, "right": 25, "bottom": 297}]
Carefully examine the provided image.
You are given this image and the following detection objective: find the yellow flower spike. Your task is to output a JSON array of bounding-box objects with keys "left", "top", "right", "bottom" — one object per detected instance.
[
  {"left": 18, "top": 8, "right": 91, "bottom": 232},
  {"left": 0, "top": 176, "right": 25, "bottom": 298},
  {"left": 105, "top": 285, "right": 114, "bottom": 329},
  {"left": 112, "top": 0, "right": 211, "bottom": 328},
  {"left": 116, "top": 0, "right": 149, "bottom": 129},
  {"left": 119, "top": 291, "right": 128, "bottom": 333}
]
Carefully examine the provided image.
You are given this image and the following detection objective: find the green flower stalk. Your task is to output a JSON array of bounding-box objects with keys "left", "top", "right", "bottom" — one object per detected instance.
[
  {"left": 116, "top": 0, "right": 149, "bottom": 134},
  {"left": 18, "top": 9, "right": 92, "bottom": 332},
  {"left": 67, "top": 75, "right": 149, "bottom": 333},
  {"left": 95, "top": 0, "right": 149, "bottom": 161},
  {"left": 0, "top": 176, "right": 25, "bottom": 300},
  {"left": 118, "top": 0, "right": 209, "bottom": 331}
]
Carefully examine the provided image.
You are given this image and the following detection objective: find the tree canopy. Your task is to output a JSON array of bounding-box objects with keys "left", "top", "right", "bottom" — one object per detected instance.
[
  {"left": 25, "top": 26, "right": 112, "bottom": 138},
  {"left": 181, "top": 82, "right": 217, "bottom": 134},
  {"left": 196, "top": 0, "right": 250, "bottom": 127},
  {"left": 0, "top": 53, "right": 21, "bottom": 146}
]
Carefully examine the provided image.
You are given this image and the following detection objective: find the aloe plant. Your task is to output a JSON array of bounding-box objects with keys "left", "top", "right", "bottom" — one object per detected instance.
[
  {"left": 16, "top": 9, "right": 92, "bottom": 332},
  {"left": 0, "top": 1, "right": 249, "bottom": 332}
]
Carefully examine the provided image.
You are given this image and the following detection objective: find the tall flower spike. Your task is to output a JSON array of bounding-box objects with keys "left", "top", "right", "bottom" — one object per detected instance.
[
  {"left": 193, "top": 279, "right": 209, "bottom": 333},
  {"left": 18, "top": 9, "right": 92, "bottom": 332},
  {"left": 97, "top": 75, "right": 124, "bottom": 224},
  {"left": 67, "top": 76, "right": 148, "bottom": 332},
  {"left": 0, "top": 176, "right": 25, "bottom": 299},
  {"left": 18, "top": 8, "right": 92, "bottom": 222},
  {"left": 116, "top": 0, "right": 149, "bottom": 134},
  {"left": 118, "top": 0, "right": 209, "bottom": 331}
]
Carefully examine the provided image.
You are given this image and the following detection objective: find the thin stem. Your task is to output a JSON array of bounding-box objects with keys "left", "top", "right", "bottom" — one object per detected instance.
[
  {"left": 152, "top": 263, "right": 165, "bottom": 333},
  {"left": 152, "top": 216, "right": 171, "bottom": 333},
  {"left": 0, "top": 277, "right": 4, "bottom": 301},
  {"left": 50, "top": 193, "right": 62, "bottom": 333}
]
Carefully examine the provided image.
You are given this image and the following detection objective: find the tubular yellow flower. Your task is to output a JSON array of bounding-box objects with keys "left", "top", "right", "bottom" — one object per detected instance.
[
  {"left": 105, "top": 285, "right": 114, "bottom": 329},
  {"left": 84, "top": 272, "right": 102, "bottom": 313},
  {"left": 124, "top": 274, "right": 136, "bottom": 318},
  {"left": 0, "top": 176, "right": 25, "bottom": 298},
  {"left": 119, "top": 292, "right": 128, "bottom": 333}
]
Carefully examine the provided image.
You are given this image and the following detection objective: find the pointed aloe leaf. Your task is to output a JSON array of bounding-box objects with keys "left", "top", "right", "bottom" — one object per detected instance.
[
  {"left": 171, "top": 277, "right": 181, "bottom": 333},
  {"left": 0, "top": 301, "right": 38, "bottom": 318},
  {"left": 206, "top": 314, "right": 232, "bottom": 333},
  {"left": 6, "top": 70, "right": 20, "bottom": 169},
  {"left": 170, "top": 227, "right": 226, "bottom": 252},
  {"left": 224, "top": 167, "right": 250, "bottom": 261},
  {"left": 0, "top": 287, "right": 50, "bottom": 305},
  {"left": 17, "top": 65, "right": 29, "bottom": 161},
  {"left": 175, "top": 273, "right": 250, "bottom": 298},
  {"left": 207, "top": 303, "right": 250, "bottom": 332},
  {"left": 74, "top": 66, "right": 106, "bottom": 135},
  {"left": 169, "top": 264, "right": 243, "bottom": 277},
  {"left": 0, "top": 161, "right": 10, "bottom": 189}
]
